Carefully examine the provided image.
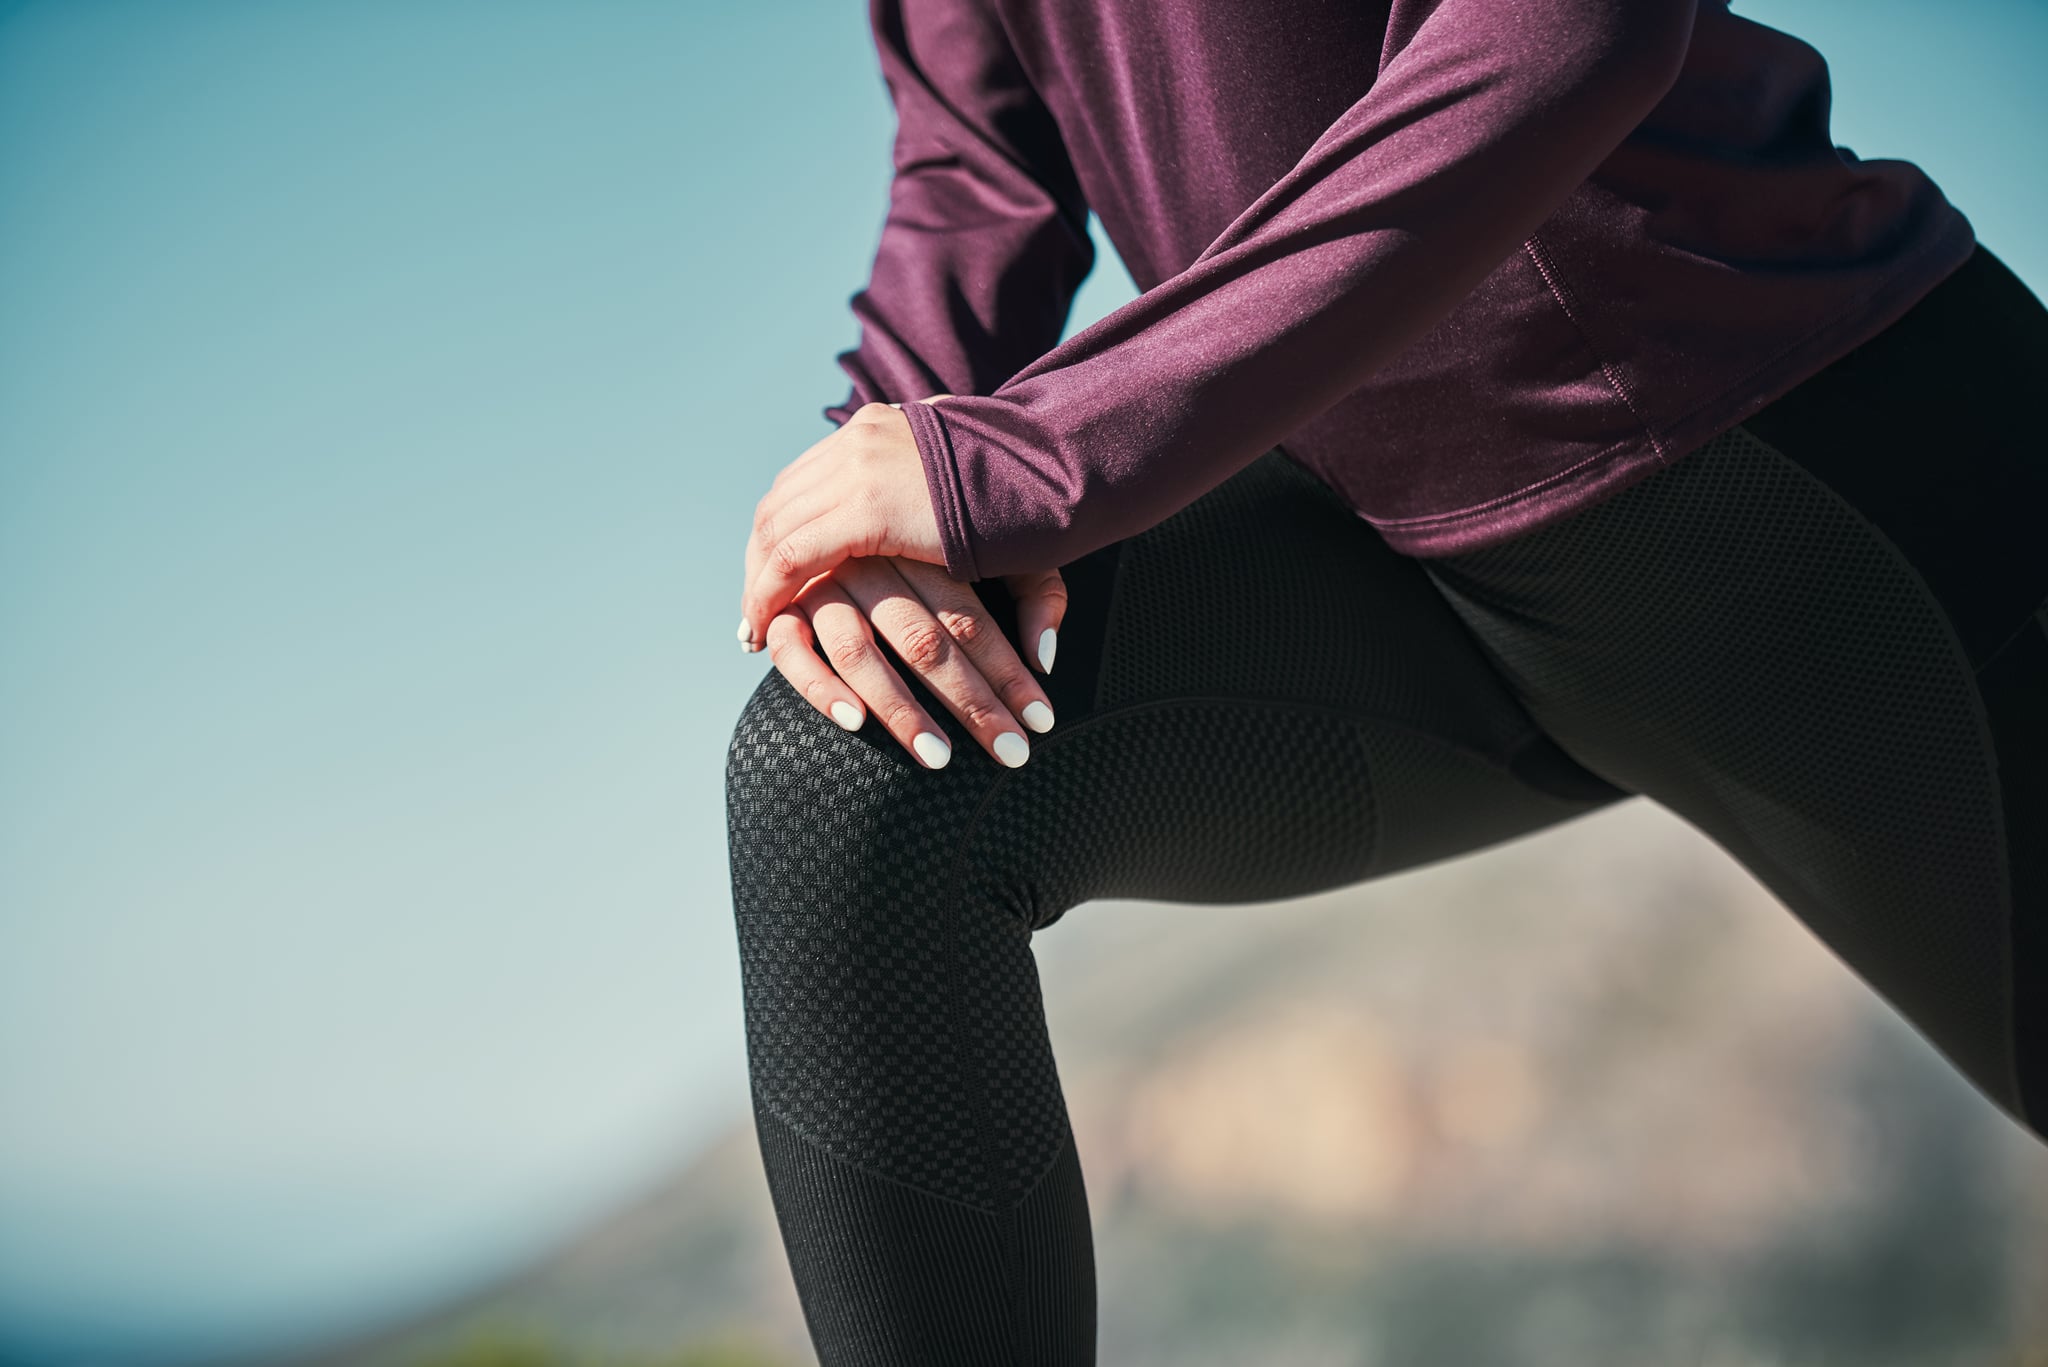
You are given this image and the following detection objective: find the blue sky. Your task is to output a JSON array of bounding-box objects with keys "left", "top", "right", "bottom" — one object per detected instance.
[{"left": 1, "top": 1, "right": 2042, "bottom": 1362}]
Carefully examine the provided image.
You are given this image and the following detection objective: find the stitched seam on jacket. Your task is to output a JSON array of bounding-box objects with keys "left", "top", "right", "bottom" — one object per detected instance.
[
  {"left": 1523, "top": 232, "right": 1671, "bottom": 462},
  {"left": 1372, "top": 231, "right": 1957, "bottom": 538}
]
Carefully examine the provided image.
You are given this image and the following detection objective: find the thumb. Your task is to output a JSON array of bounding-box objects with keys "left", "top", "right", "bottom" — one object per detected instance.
[{"left": 1002, "top": 567, "right": 1067, "bottom": 674}]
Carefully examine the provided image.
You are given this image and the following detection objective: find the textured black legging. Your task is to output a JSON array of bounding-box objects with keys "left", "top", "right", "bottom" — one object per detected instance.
[{"left": 724, "top": 243, "right": 2048, "bottom": 1366}]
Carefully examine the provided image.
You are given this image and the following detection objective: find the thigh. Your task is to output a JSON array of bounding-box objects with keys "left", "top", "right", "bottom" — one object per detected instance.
[
  {"left": 725, "top": 445, "right": 1629, "bottom": 1239},
  {"left": 954, "top": 446, "right": 1630, "bottom": 929},
  {"left": 1418, "top": 248, "right": 2048, "bottom": 1136}
]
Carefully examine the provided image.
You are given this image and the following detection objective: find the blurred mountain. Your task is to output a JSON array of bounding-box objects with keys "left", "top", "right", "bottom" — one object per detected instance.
[{"left": 297, "top": 799, "right": 2048, "bottom": 1367}]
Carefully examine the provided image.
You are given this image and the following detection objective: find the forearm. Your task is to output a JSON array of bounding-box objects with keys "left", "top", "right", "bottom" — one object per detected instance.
[
  {"left": 823, "top": 0, "right": 1095, "bottom": 428},
  {"left": 906, "top": 0, "right": 1698, "bottom": 581}
]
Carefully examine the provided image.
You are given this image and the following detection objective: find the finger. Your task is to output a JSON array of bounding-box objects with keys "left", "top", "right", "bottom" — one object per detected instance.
[
  {"left": 897, "top": 558, "right": 1057, "bottom": 734},
  {"left": 999, "top": 567, "right": 1068, "bottom": 675},
  {"left": 800, "top": 574, "right": 955, "bottom": 769},
  {"left": 741, "top": 414, "right": 884, "bottom": 652},
  {"left": 742, "top": 501, "right": 878, "bottom": 651},
  {"left": 741, "top": 401, "right": 942, "bottom": 648},
  {"left": 761, "top": 604, "right": 868, "bottom": 735},
  {"left": 743, "top": 461, "right": 838, "bottom": 630},
  {"left": 839, "top": 557, "right": 1033, "bottom": 768}
]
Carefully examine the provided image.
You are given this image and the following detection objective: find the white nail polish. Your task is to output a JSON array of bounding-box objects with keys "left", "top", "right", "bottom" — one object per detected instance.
[
  {"left": 829, "top": 700, "right": 862, "bottom": 731},
  {"left": 912, "top": 732, "right": 951, "bottom": 768},
  {"left": 1021, "top": 700, "right": 1055, "bottom": 733},
  {"left": 736, "top": 617, "right": 752, "bottom": 644},
  {"left": 993, "top": 731, "right": 1030, "bottom": 767},
  {"left": 1038, "top": 627, "right": 1057, "bottom": 673}
]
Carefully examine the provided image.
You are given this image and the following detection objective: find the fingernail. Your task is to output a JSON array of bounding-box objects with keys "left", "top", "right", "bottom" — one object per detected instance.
[
  {"left": 829, "top": 700, "right": 862, "bottom": 731},
  {"left": 1021, "top": 699, "right": 1055, "bottom": 733},
  {"left": 736, "top": 617, "right": 752, "bottom": 644},
  {"left": 1037, "top": 627, "right": 1057, "bottom": 673},
  {"left": 912, "top": 732, "right": 951, "bottom": 768},
  {"left": 993, "top": 731, "right": 1030, "bottom": 768}
]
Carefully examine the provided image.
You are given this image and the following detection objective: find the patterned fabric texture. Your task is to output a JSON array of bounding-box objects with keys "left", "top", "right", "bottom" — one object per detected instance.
[{"left": 726, "top": 422, "right": 2046, "bottom": 1365}]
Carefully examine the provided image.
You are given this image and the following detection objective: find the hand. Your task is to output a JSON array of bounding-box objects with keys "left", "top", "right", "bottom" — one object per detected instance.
[
  {"left": 762, "top": 555, "right": 1067, "bottom": 769},
  {"left": 737, "top": 397, "right": 951, "bottom": 654}
]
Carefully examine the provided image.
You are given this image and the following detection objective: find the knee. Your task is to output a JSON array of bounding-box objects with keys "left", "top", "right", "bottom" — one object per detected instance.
[
  {"left": 724, "top": 671, "right": 1009, "bottom": 1112},
  {"left": 723, "top": 668, "right": 990, "bottom": 907},
  {"left": 726, "top": 667, "right": 833, "bottom": 807},
  {"left": 725, "top": 669, "right": 868, "bottom": 870}
]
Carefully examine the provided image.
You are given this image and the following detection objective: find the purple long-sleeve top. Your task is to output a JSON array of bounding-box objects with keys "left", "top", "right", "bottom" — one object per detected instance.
[{"left": 823, "top": 0, "right": 1974, "bottom": 581}]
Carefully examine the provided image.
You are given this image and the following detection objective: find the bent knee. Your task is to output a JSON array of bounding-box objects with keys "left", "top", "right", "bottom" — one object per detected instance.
[
  {"left": 725, "top": 668, "right": 994, "bottom": 895},
  {"left": 726, "top": 670, "right": 873, "bottom": 848}
]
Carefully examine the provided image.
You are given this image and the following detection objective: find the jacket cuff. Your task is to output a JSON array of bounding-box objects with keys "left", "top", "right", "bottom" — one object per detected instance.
[{"left": 900, "top": 399, "right": 982, "bottom": 583}]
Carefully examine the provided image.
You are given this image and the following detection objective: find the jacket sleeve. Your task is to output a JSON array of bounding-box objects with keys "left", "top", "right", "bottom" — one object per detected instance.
[
  {"left": 823, "top": 0, "right": 1096, "bottom": 437},
  {"left": 905, "top": 0, "right": 1699, "bottom": 582}
]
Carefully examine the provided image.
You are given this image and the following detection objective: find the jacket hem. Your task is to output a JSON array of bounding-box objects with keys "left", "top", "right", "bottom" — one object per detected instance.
[{"left": 1373, "top": 211, "right": 1979, "bottom": 558}]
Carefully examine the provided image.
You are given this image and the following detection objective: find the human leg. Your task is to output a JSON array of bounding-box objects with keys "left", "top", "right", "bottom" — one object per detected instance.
[
  {"left": 1421, "top": 245, "right": 2048, "bottom": 1141},
  {"left": 725, "top": 449, "right": 1628, "bottom": 1365}
]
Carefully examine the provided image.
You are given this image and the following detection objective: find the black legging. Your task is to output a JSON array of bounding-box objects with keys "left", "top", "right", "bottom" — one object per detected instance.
[{"left": 724, "top": 243, "right": 2048, "bottom": 1366}]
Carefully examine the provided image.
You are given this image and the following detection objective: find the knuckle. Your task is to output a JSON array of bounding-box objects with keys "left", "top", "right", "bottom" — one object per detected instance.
[
  {"left": 961, "top": 696, "right": 1006, "bottom": 732},
  {"left": 935, "top": 605, "right": 987, "bottom": 648},
  {"left": 845, "top": 487, "right": 887, "bottom": 547},
  {"left": 1011, "top": 569, "right": 1067, "bottom": 614},
  {"left": 766, "top": 536, "right": 805, "bottom": 579},
  {"left": 896, "top": 622, "right": 948, "bottom": 673},
  {"left": 991, "top": 668, "right": 1033, "bottom": 704},
  {"left": 882, "top": 700, "right": 924, "bottom": 734},
  {"left": 823, "top": 631, "right": 871, "bottom": 672}
]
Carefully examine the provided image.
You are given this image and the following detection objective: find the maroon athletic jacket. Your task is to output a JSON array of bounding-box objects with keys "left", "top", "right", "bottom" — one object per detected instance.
[{"left": 823, "top": 0, "right": 1974, "bottom": 580}]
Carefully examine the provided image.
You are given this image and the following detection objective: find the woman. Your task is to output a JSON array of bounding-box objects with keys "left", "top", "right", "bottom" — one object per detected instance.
[{"left": 726, "top": 0, "right": 2047, "bottom": 1360}]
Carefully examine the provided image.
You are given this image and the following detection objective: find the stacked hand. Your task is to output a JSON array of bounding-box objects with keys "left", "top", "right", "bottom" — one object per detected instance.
[{"left": 738, "top": 395, "right": 1066, "bottom": 769}]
